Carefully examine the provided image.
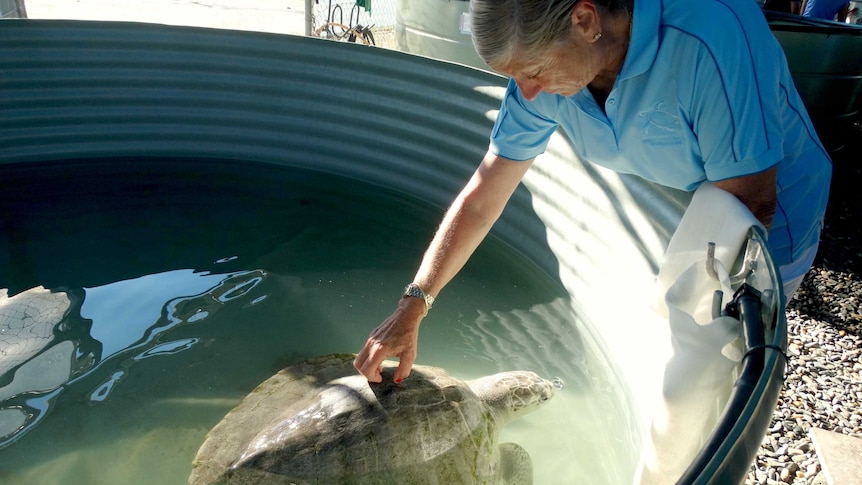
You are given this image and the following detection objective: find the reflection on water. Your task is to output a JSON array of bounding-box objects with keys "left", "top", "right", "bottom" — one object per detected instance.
[
  {"left": 0, "top": 160, "right": 636, "bottom": 484},
  {"left": 83, "top": 269, "right": 269, "bottom": 405},
  {"left": 0, "top": 286, "right": 101, "bottom": 446},
  {"left": 0, "top": 269, "right": 267, "bottom": 445}
]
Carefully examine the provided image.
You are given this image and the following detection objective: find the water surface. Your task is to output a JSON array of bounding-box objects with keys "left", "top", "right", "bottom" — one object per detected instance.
[{"left": 0, "top": 159, "right": 637, "bottom": 484}]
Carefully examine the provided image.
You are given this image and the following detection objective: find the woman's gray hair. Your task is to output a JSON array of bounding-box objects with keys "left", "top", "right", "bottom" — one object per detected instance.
[{"left": 471, "top": 0, "right": 633, "bottom": 67}]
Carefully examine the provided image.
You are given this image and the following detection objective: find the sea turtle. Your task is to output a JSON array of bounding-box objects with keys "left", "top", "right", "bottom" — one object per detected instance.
[{"left": 189, "top": 353, "right": 555, "bottom": 484}]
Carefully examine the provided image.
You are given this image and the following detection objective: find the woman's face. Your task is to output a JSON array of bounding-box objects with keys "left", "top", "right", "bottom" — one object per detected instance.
[{"left": 492, "top": 38, "right": 597, "bottom": 101}]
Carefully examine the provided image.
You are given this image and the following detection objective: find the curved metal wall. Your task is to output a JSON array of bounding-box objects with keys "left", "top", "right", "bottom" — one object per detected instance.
[
  {"left": 0, "top": 20, "right": 784, "bottom": 483},
  {"left": 1, "top": 20, "right": 496, "bottom": 205}
]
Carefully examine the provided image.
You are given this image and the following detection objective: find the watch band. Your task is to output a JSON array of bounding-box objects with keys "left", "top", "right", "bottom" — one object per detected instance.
[{"left": 403, "top": 283, "right": 434, "bottom": 314}]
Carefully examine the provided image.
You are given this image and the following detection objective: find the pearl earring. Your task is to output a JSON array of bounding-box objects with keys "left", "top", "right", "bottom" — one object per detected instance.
[{"left": 593, "top": 32, "right": 602, "bottom": 41}]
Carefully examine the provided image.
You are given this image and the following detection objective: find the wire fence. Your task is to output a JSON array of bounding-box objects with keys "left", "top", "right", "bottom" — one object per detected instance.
[{"left": 307, "top": 0, "right": 396, "bottom": 47}]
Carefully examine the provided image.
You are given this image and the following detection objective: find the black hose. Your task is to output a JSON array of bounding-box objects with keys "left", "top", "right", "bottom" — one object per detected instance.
[{"left": 676, "top": 284, "right": 787, "bottom": 484}]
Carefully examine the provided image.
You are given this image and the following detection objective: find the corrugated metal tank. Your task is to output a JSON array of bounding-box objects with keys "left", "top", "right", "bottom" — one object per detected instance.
[{"left": 0, "top": 20, "right": 785, "bottom": 484}]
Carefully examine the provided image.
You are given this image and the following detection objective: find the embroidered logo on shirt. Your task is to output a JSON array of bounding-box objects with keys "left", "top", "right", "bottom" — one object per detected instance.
[{"left": 639, "top": 102, "right": 682, "bottom": 146}]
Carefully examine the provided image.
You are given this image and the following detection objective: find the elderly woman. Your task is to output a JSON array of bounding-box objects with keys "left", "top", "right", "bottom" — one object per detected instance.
[{"left": 354, "top": 0, "right": 832, "bottom": 383}]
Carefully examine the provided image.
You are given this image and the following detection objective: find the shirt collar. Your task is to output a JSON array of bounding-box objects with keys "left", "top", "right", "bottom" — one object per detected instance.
[{"left": 618, "top": 0, "right": 661, "bottom": 82}]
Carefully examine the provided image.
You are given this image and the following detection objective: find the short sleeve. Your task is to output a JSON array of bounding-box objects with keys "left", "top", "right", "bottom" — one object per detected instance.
[
  {"left": 685, "top": 8, "right": 785, "bottom": 181},
  {"left": 489, "top": 79, "right": 561, "bottom": 162}
]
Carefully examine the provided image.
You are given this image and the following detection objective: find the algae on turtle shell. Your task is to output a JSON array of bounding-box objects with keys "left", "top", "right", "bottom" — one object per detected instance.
[{"left": 189, "top": 353, "right": 555, "bottom": 484}]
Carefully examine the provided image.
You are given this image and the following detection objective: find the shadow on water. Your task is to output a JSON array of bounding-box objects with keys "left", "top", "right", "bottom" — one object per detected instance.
[{"left": 0, "top": 159, "right": 431, "bottom": 293}]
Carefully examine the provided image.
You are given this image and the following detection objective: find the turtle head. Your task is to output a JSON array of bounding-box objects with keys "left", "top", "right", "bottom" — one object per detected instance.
[{"left": 468, "top": 371, "right": 555, "bottom": 424}]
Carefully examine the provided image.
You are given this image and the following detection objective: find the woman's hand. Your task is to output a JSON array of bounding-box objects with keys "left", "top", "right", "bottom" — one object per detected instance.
[
  {"left": 354, "top": 152, "right": 533, "bottom": 383},
  {"left": 353, "top": 296, "right": 427, "bottom": 383}
]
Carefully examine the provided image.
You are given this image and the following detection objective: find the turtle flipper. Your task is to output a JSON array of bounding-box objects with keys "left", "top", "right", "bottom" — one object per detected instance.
[{"left": 499, "top": 442, "right": 533, "bottom": 485}]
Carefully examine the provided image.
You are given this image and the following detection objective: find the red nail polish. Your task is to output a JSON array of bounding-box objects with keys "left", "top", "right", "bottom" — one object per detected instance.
[{"left": 394, "top": 378, "right": 403, "bottom": 384}]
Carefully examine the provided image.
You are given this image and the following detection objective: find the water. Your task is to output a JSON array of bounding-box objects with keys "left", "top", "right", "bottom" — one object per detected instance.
[{"left": 0, "top": 159, "right": 637, "bottom": 484}]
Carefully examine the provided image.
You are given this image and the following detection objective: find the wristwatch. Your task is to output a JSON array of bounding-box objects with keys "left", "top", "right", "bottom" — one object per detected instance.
[{"left": 402, "top": 283, "right": 435, "bottom": 314}]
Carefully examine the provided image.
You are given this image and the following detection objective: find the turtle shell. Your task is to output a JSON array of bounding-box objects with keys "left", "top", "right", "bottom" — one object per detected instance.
[{"left": 189, "top": 354, "right": 503, "bottom": 485}]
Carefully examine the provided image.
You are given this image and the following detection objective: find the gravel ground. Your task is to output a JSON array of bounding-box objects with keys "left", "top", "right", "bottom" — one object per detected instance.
[{"left": 746, "top": 144, "right": 862, "bottom": 484}]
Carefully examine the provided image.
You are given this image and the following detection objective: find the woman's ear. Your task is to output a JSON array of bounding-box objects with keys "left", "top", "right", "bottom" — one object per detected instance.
[{"left": 570, "top": 0, "right": 602, "bottom": 42}]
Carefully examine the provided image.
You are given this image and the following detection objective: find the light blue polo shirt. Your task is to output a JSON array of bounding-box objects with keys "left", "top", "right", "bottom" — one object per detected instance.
[
  {"left": 803, "top": 0, "right": 850, "bottom": 20},
  {"left": 489, "top": 0, "right": 832, "bottom": 269}
]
